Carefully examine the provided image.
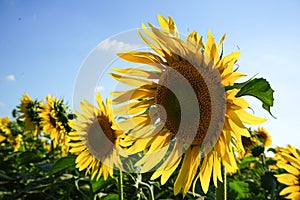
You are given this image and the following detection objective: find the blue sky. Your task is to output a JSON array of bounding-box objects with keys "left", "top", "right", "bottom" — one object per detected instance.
[{"left": 1, "top": 0, "right": 299, "bottom": 148}]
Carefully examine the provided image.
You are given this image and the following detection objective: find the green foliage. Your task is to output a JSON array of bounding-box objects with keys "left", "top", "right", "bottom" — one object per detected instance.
[
  {"left": 227, "top": 77, "right": 275, "bottom": 117},
  {"left": 48, "top": 156, "right": 76, "bottom": 175},
  {"left": 0, "top": 94, "right": 290, "bottom": 200},
  {"left": 229, "top": 180, "right": 251, "bottom": 199}
]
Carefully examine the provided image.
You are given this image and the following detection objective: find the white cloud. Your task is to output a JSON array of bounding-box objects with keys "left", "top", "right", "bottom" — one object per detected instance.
[
  {"left": 95, "top": 86, "right": 104, "bottom": 92},
  {"left": 5, "top": 75, "right": 15, "bottom": 81},
  {"left": 98, "top": 39, "right": 141, "bottom": 52}
]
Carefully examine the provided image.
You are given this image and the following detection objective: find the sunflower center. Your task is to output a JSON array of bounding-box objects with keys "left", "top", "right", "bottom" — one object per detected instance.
[
  {"left": 86, "top": 115, "right": 115, "bottom": 159},
  {"left": 155, "top": 60, "right": 212, "bottom": 146}
]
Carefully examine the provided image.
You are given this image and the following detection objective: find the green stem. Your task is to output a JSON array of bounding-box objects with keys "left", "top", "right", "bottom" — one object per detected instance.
[
  {"left": 118, "top": 170, "right": 124, "bottom": 200},
  {"left": 216, "top": 166, "right": 227, "bottom": 200},
  {"left": 138, "top": 181, "right": 155, "bottom": 200}
]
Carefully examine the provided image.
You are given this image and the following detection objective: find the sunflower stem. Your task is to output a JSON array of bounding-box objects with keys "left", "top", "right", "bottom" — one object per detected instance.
[
  {"left": 138, "top": 180, "right": 155, "bottom": 200},
  {"left": 216, "top": 166, "right": 227, "bottom": 200},
  {"left": 118, "top": 170, "right": 124, "bottom": 200}
]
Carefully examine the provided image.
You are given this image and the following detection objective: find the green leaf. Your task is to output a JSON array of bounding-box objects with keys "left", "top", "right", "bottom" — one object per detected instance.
[
  {"left": 261, "top": 171, "right": 276, "bottom": 191},
  {"left": 267, "top": 147, "right": 276, "bottom": 153},
  {"left": 251, "top": 145, "right": 265, "bottom": 157},
  {"left": 102, "top": 193, "right": 119, "bottom": 200},
  {"left": 91, "top": 176, "right": 115, "bottom": 193},
  {"left": 235, "top": 78, "right": 275, "bottom": 118},
  {"left": 0, "top": 173, "right": 14, "bottom": 181},
  {"left": 229, "top": 180, "right": 251, "bottom": 199},
  {"left": 48, "top": 155, "right": 76, "bottom": 175},
  {"left": 238, "top": 156, "right": 257, "bottom": 169},
  {"left": 34, "top": 162, "right": 53, "bottom": 171},
  {"left": 20, "top": 151, "right": 40, "bottom": 165}
]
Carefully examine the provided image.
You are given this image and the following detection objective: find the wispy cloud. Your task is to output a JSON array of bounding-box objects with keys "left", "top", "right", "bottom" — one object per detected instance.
[
  {"left": 95, "top": 85, "right": 104, "bottom": 92},
  {"left": 5, "top": 75, "right": 15, "bottom": 81},
  {"left": 98, "top": 39, "right": 141, "bottom": 52}
]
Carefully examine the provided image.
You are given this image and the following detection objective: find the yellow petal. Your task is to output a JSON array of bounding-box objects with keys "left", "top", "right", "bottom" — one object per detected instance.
[
  {"left": 113, "top": 99, "right": 154, "bottom": 116},
  {"left": 286, "top": 191, "right": 300, "bottom": 200},
  {"left": 167, "top": 16, "right": 178, "bottom": 37},
  {"left": 117, "top": 114, "right": 150, "bottom": 131},
  {"left": 222, "top": 72, "right": 246, "bottom": 86},
  {"left": 174, "top": 148, "right": 192, "bottom": 195},
  {"left": 160, "top": 145, "right": 182, "bottom": 184},
  {"left": 227, "top": 114, "right": 250, "bottom": 137},
  {"left": 275, "top": 173, "right": 299, "bottom": 186},
  {"left": 111, "top": 86, "right": 155, "bottom": 104},
  {"left": 277, "top": 162, "right": 299, "bottom": 176},
  {"left": 213, "top": 151, "right": 222, "bottom": 187},
  {"left": 279, "top": 185, "right": 300, "bottom": 196},
  {"left": 110, "top": 73, "right": 154, "bottom": 87},
  {"left": 138, "top": 26, "right": 166, "bottom": 59},
  {"left": 281, "top": 153, "right": 300, "bottom": 169},
  {"left": 199, "top": 152, "right": 213, "bottom": 194},
  {"left": 234, "top": 109, "right": 267, "bottom": 125},
  {"left": 111, "top": 66, "right": 160, "bottom": 79},
  {"left": 91, "top": 161, "right": 100, "bottom": 180},
  {"left": 75, "top": 149, "right": 90, "bottom": 164},
  {"left": 96, "top": 93, "right": 106, "bottom": 113},
  {"left": 157, "top": 14, "right": 169, "bottom": 31},
  {"left": 187, "top": 31, "right": 203, "bottom": 48},
  {"left": 69, "top": 144, "right": 86, "bottom": 153},
  {"left": 140, "top": 144, "right": 169, "bottom": 173},
  {"left": 231, "top": 96, "right": 250, "bottom": 109},
  {"left": 124, "top": 136, "right": 153, "bottom": 153},
  {"left": 287, "top": 145, "right": 300, "bottom": 160},
  {"left": 117, "top": 51, "right": 164, "bottom": 66},
  {"left": 217, "top": 34, "right": 226, "bottom": 49}
]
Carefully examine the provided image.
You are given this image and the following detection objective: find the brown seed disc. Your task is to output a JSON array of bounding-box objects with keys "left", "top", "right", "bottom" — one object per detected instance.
[
  {"left": 155, "top": 60, "right": 212, "bottom": 146},
  {"left": 86, "top": 115, "right": 115, "bottom": 159}
]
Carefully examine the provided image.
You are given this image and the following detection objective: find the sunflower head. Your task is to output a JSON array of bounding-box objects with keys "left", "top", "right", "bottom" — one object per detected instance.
[
  {"left": 39, "top": 95, "right": 72, "bottom": 155},
  {"left": 16, "top": 94, "right": 42, "bottom": 133},
  {"left": 0, "top": 118, "right": 24, "bottom": 151},
  {"left": 274, "top": 145, "right": 300, "bottom": 200},
  {"left": 68, "top": 93, "right": 126, "bottom": 180},
  {"left": 255, "top": 127, "right": 272, "bottom": 148},
  {"left": 239, "top": 127, "right": 271, "bottom": 159},
  {"left": 0, "top": 117, "right": 11, "bottom": 135},
  {"left": 0, "top": 117, "right": 11, "bottom": 145},
  {"left": 111, "top": 14, "right": 227, "bottom": 153},
  {"left": 110, "top": 14, "right": 267, "bottom": 196}
]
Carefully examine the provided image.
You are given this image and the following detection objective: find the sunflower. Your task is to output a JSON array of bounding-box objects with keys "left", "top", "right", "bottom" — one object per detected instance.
[
  {"left": 238, "top": 127, "right": 272, "bottom": 159},
  {"left": 0, "top": 117, "right": 12, "bottom": 144},
  {"left": 39, "top": 95, "right": 71, "bottom": 155},
  {"left": 68, "top": 93, "right": 126, "bottom": 180},
  {"left": 17, "top": 94, "right": 41, "bottom": 133},
  {"left": 110, "top": 14, "right": 266, "bottom": 195},
  {"left": 255, "top": 127, "right": 272, "bottom": 148},
  {"left": 0, "top": 117, "right": 11, "bottom": 135},
  {"left": 274, "top": 145, "right": 300, "bottom": 200},
  {"left": 0, "top": 117, "right": 23, "bottom": 151}
]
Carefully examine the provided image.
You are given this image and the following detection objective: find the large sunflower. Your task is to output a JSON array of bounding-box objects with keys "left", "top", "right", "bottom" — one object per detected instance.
[
  {"left": 68, "top": 93, "right": 126, "bottom": 180},
  {"left": 39, "top": 95, "right": 71, "bottom": 155},
  {"left": 110, "top": 15, "right": 266, "bottom": 195},
  {"left": 274, "top": 145, "right": 300, "bottom": 200}
]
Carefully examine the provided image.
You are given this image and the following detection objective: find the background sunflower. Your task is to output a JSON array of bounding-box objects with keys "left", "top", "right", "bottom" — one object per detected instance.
[
  {"left": 68, "top": 93, "right": 126, "bottom": 180},
  {"left": 274, "top": 145, "right": 300, "bottom": 200}
]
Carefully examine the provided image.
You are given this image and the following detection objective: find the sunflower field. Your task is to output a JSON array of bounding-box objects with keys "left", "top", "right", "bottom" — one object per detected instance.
[{"left": 1, "top": 15, "right": 299, "bottom": 200}]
